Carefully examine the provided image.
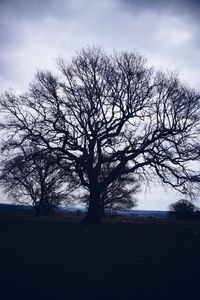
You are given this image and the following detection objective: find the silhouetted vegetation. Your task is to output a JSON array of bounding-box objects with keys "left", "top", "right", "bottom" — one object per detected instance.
[
  {"left": 82, "top": 172, "right": 139, "bottom": 217},
  {"left": 1, "top": 47, "right": 200, "bottom": 223},
  {"left": 0, "top": 146, "right": 71, "bottom": 216},
  {"left": 100, "top": 173, "right": 139, "bottom": 215},
  {"left": 169, "top": 199, "right": 197, "bottom": 219}
]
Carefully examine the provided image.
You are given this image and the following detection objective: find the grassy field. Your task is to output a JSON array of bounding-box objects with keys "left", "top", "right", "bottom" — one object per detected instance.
[{"left": 0, "top": 215, "right": 200, "bottom": 300}]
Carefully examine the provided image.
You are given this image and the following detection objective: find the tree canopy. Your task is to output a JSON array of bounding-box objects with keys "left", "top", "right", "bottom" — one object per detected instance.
[
  {"left": 1, "top": 47, "right": 200, "bottom": 223},
  {"left": 169, "top": 199, "right": 197, "bottom": 219}
]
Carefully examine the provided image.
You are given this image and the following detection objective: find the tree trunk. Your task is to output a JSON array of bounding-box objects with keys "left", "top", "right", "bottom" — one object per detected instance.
[
  {"left": 83, "top": 188, "right": 101, "bottom": 224},
  {"left": 100, "top": 197, "right": 105, "bottom": 218},
  {"left": 35, "top": 205, "right": 41, "bottom": 217},
  {"left": 100, "top": 205, "right": 105, "bottom": 218}
]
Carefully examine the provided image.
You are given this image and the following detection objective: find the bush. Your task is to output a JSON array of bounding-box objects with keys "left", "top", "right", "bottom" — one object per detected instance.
[{"left": 169, "top": 199, "right": 196, "bottom": 220}]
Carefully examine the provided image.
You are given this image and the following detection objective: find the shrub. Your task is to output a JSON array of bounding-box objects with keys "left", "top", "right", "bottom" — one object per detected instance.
[{"left": 169, "top": 199, "right": 196, "bottom": 219}]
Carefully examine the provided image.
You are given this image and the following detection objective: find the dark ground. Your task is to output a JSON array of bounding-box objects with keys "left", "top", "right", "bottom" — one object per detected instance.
[{"left": 0, "top": 215, "right": 200, "bottom": 300}]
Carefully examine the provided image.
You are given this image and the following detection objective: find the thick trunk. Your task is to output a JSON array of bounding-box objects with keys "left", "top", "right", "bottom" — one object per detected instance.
[
  {"left": 100, "top": 197, "right": 105, "bottom": 218},
  {"left": 100, "top": 204, "right": 105, "bottom": 218},
  {"left": 83, "top": 188, "right": 101, "bottom": 224},
  {"left": 35, "top": 205, "right": 41, "bottom": 217}
]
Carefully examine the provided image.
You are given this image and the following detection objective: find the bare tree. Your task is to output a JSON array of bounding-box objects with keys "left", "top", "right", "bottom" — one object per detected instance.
[
  {"left": 0, "top": 146, "right": 70, "bottom": 216},
  {"left": 0, "top": 47, "right": 200, "bottom": 223},
  {"left": 81, "top": 166, "right": 139, "bottom": 217}
]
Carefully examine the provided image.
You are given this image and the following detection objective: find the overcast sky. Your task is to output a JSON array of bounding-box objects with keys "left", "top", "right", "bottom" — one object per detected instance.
[{"left": 0, "top": 0, "right": 200, "bottom": 209}]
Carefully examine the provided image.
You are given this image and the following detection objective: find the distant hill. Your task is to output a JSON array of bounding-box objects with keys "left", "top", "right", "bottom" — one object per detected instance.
[
  {"left": 0, "top": 203, "right": 170, "bottom": 218},
  {"left": 118, "top": 209, "right": 170, "bottom": 218},
  {"left": 0, "top": 203, "right": 34, "bottom": 214}
]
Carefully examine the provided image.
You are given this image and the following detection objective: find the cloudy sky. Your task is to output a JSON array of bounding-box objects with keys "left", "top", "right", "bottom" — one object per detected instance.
[{"left": 0, "top": 0, "right": 200, "bottom": 209}]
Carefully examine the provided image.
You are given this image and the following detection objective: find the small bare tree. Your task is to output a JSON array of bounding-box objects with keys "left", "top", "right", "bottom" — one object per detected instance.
[
  {"left": 0, "top": 146, "right": 70, "bottom": 216},
  {"left": 1, "top": 47, "right": 200, "bottom": 223}
]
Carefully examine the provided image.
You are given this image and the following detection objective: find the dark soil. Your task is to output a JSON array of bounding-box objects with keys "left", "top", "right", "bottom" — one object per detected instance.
[{"left": 0, "top": 215, "right": 200, "bottom": 300}]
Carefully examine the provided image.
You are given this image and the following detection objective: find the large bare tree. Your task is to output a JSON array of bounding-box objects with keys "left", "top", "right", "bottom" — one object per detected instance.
[{"left": 0, "top": 47, "right": 200, "bottom": 223}]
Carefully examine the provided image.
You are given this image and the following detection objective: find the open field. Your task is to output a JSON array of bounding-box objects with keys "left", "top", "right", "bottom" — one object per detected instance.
[{"left": 0, "top": 215, "right": 200, "bottom": 300}]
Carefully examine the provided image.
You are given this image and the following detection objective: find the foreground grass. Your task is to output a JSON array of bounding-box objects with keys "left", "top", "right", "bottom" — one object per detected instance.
[{"left": 0, "top": 215, "right": 200, "bottom": 300}]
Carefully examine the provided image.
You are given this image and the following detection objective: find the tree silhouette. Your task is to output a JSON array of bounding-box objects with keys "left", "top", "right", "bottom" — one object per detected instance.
[
  {"left": 0, "top": 146, "right": 70, "bottom": 216},
  {"left": 1, "top": 47, "right": 200, "bottom": 223},
  {"left": 82, "top": 172, "right": 139, "bottom": 217},
  {"left": 169, "top": 199, "right": 196, "bottom": 219}
]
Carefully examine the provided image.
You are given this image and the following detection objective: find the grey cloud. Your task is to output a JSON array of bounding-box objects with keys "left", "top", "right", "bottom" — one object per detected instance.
[
  {"left": 3, "top": 0, "right": 200, "bottom": 16},
  {"left": 0, "top": 0, "right": 200, "bottom": 92},
  {"left": 118, "top": 0, "right": 200, "bottom": 17},
  {"left": 0, "top": 0, "right": 62, "bottom": 19},
  {"left": 115, "top": 0, "right": 200, "bottom": 54}
]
